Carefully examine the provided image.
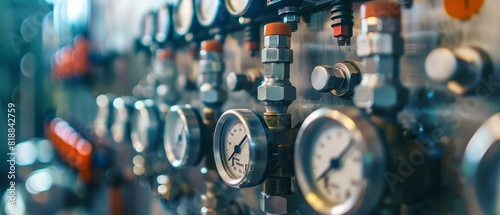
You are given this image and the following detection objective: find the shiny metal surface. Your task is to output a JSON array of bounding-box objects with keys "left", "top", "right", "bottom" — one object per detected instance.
[
  {"left": 164, "top": 105, "right": 203, "bottom": 168},
  {"left": 213, "top": 109, "right": 271, "bottom": 188},
  {"left": 295, "top": 107, "right": 386, "bottom": 215}
]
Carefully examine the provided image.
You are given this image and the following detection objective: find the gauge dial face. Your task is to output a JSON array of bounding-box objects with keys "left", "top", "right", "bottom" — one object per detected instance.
[
  {"left": 174, "top": 0, "right": 194, "bottom": 35},
  {"left": 214, "top": 109, "right": 270, "bottom": 188},
  {"left": 295, "top": 107, "right": 386, "bottom": 215},
  {"left": 223, "top": 121, "right": 250, "bottom": 179},
  {"left": 156, "top": 6, "right": 170, "bottom": 43},
  {"left": 196, "top": 0, "right": 219, "bottom": 26},
  {"left": 312, "top": 127, "right": 363, "bottom": 205},
  {"left": 226, "top": 0, "right": 250, "bottom": 15},
  {"left": 169, "top": 118, "right": 187, "bottom": 160},
  {"left": 131, "top": 100, "right": 161, "bottom": 153},
  {"left": 141, "top": 12, "right": 154, "bottom": 46},
  {"left": 112, "top": 107, "right": 129, "bottom": 143},
  {"left": 164, "top": 105, "right": 202, "bottom": 168}
]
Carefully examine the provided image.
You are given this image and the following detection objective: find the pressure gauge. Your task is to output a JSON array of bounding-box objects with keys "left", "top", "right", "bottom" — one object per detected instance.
[
  {"left": 225, "top": 0, "right": 263, "bottom": 18},
  {"left": 94, "top": 94, "right": 116, "bottom": 137},
  {"left": 295, "top": 107, "right": 386, "bottom": 215},
  {"left": 155, "top": 5, "right": 171, "bottom": 44},
  {"left": 173, "top": 0, "right": 196, "bottom": 36},
  {"left": 214, "top": 109, "right": 271, "bottom": 188},
  {"left": 141, "top": 11, "right": 157, "bottom": 47},
  {"left": 462, "top": 113, "right": 500, "bottom": 215},
  {"left": 131, "top": 100, "right": 163, "bottom": 153},
  {"left": 195, "top": 0, "right": 228, "bottom": 27},
  {"left": 164, "top": 105, "right": 203, "bottom": 168},
  {"left": 111, "top": 96, "right": 136, "bottom": 143}
]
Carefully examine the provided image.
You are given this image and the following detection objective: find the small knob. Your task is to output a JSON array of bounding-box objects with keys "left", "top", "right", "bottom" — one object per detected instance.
[
  {"left": 227, "top": 73, "right": 251, "bottom": 91},
  {"left": 264, "top": 22, "right": 292, "bottom": 37},
  {"left": 311, "top": 66, "right": 345, "bottom": 92},
  {"left": 226, "top": 68, "right": 263, "bottom": 94},
  {"left": 311, "top": 61, "right": 361, "bottom": 97},
  {"left": 425, "top": 46, "right": 487, "bottom": 95}
]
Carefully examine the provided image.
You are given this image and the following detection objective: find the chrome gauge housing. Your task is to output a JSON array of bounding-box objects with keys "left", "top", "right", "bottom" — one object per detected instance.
[
  {"left": 195, "top": 0, "right": 226, "bottom": 27},
  {"left": 131, "top": 99, "right": 163, "bottom": 153},
  {"left": 155, "top": 4, "right": 172, "bottom": 44},
  {"left": 224, "top": 0, "right": 263, "bottom": 18},
  {"left": 213, "top": 109, "right": 271, "bottom": 188},
  {"left": 294, "top": 107, "right": 386, "bottom": 215},
  {"left": 164, "top": 105, "right": 203, "bottom": 168},
  {"left": 111, "top": 96, "right": 136, "bottom": 143},
  {"left": 462, "top": 112, "right": 500, "bottom": 215},
  {"left": 173, "top": 0, "right": 197, "bottom": 36},
  {"left": 141, "top": 11, "right": 157, "bottom": 47}
]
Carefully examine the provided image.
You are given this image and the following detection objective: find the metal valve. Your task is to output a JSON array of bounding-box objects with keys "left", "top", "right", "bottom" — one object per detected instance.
[
  {"left": 311, "top": 61, "right": 361, "bottom": 97},
  {"left": 425, "top": 46, "right": 489, "bottom": 95},
  {"left": 226, "top": 68, "right": 263, "bottom": 94}
]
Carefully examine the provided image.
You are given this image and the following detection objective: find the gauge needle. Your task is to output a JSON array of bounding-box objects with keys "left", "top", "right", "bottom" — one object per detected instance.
[
  {"left": 316, "top": 141, "right": 354, "bottom": 181},
  {"left": 227, "top": 135, "right": 247, "bottom": 163}
]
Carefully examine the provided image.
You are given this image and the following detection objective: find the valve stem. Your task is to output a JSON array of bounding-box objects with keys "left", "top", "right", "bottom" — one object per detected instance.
[
  {"left": 244, "top": 25, "right": 260, "bottom": 57},
  {"left": 331, "top": 0, "right": 354, "bottom": 46}
]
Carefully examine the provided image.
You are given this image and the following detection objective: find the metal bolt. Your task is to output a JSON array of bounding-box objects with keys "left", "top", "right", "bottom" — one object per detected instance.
[
  {"left": 311, "top": 65, "right": 345, "bottom": 92},
  {"left": 226, "top": 73, "right": 250, "bottom": 91},
  {"left": 311, "top": 61, "right": 361, "bottom": 97}
]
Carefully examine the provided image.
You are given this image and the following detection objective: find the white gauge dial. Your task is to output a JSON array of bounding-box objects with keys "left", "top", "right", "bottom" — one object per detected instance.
[
  {"left": 171, "top": 118, "right": 187, "bottom": 160},
  {"left": 156, "top": 6, "right": 170, "bottom": 43},
  {"left": 226, "top": 0, "right": 250, "bottom": 15},
  {"left": 196, "top": 0, "right": 220, "bottom": 26},
  {"left": 174, "top": 0, "right": 194, "bottom": 35},
  {"left": 111, "top": 97, "right": 135, "bottom": 143},
  {"left": 131, "top": 100, "right": 162, "bottom": 153},
  {"left": 462, "top": 113, "right": 500, "bottom": 215},
  {"left": 295, "top": 107, "right": 386, "bottom": 215},
  {"left": 312, "top": 127, "right": 363, "bottom": 204},
  {"left": 214, "top": 109, "right": 270, "bottom": 188},
  {"left": 223, "top": 122, "right": 250, "bottom": 179},
  {"left": 164, "top": 105, "right": 202, "bottom": 168}
]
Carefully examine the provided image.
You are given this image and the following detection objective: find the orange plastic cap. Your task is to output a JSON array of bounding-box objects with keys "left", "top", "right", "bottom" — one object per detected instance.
[
  {"left": 264, "top": 23, "right": 292, "bottom": 37},
  {"left": 361, "top": 1, "right": 401, "bottom": 19},
  {"left": 201, "top": 40, "right": 223, "bottom": 53},
  {"left": 156, "top": 49, "right": 175, "bottom": 59}
]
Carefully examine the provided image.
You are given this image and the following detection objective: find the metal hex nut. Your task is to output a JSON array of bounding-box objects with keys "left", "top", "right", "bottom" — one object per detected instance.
[
  {"left": 262, "top": 48, "right": 293, "bottom": 63},
  {"left": 258, "top": 85, "right": 296, "bottom": 102},
  {"left": 260, "top": 193, "right": 299, "bottom": 214},
  {"left": 199, "top": 60, "right": 223, "bottom": 73},
  {"left": 361, "top": 17, "right": 401, "bottom": 34},
  {"left": 200, "top": 83, "right": 227, "bottom": 105},
  {"left": 372, "top": 84, "right": 408, "bottom": 110},
  {"left": 356, "top": 33, "right": 403, "bottom": 57},
  {"left": 264, "top": 35, "right": 290, "bottom": 48},
  {"left": 264, "top": 63, "right": 290, "bottom": 78},
  {"left": 200, "top": 195, "right": 224, "bottom": 209},
  {"left": 283, "top": 14, "right": 300, "bottom": 23}
]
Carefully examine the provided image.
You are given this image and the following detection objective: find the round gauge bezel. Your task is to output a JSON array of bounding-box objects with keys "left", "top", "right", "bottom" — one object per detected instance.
[
  {"left": 140, "top": 11, "right": 157, "bottom": 47},
  {"left": 224, "top": 0, "right": 263, "bottom": 18},
  {"left": 111, "top": 96, "right": 136, "bottom": 143},
  {"left": 462, "top": 113, "right": 500, "bottom": 214},
  {"left": 173, "top": 0, "right": 196, "bottom": 36},
  {"left": 195, "top": 0, "right": 220, "bottom": 27},
  {"left": 164, "top": 105, "right": 203, "bottom": 168},
  {"left": 95, "top": 94, "right": 116, "bottom": 137},
  {"left": 155, "top": 5, "right": 171, "bottom": 44},
  {"left": 214, "top": 109, "right": 271, "bottom": 188},
  {"left": 131, "top": 100, "right": 163, "bottom": 153},
  {"left": 295, "top": 107, "right": 386, "bottom": 215}
]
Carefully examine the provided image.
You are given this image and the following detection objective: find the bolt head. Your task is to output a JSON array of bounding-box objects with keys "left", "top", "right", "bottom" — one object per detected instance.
[
  {"left": 260, "top": 193, "right": 299, "bottom": 214},
  {"left": 311, "top": 65, "right": 345, "bottom": 92},
  {"left": 258, "top": 85, "right": 296, "bottom": 102}
]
